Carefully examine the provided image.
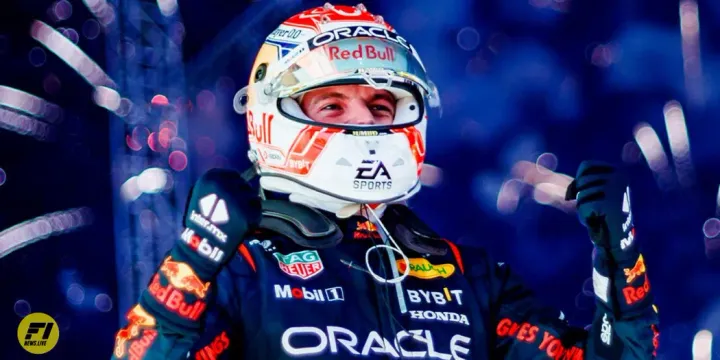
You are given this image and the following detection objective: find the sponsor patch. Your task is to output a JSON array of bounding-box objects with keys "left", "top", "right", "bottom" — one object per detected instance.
[
  {"left": 623, "top": 254, "right": 646, "bottom": 284},
  {"left": 397, "top": 258, "right": 455, "bottom": 279},
  {"left": 409, "top": 310, "right": 470, "bottom": 326},
  {"left": 592, "top": 268, "right": 609, "bottom": 303},
  {"left": 274, "top": 250, "right": 324, "bottom": 280}
]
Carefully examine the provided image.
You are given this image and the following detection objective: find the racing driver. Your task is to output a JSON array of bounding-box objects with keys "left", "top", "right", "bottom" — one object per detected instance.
[{"left": 111, "top": 3, "right": 660, "bottom": 359}]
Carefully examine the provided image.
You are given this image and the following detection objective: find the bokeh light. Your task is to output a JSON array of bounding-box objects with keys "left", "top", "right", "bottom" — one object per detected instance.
[
  {"left": 147, "top": 132, "right": 160, "bottom": 151},
  {"left": 53, "top": 0, "right": 73, "bottom": 21},
  {"left": 150, "top": 94, "right": 169, "bottom": 106},
  {"left": 456, "top": 27, "right": 481, "bottom": 51},
  {"left": 139, "top": 209, "right": 157, "bottom": 231},
  {"left": 168, "top": 150, "right": 188, "bottom": 171},
  {"left": 170, "top": 136, "right": 187, "bottom": 151},
  {"left": 158, "top": 121, "right": 177, "bottom": 148},
  {"left": 622, "top": 141, "right": 642, "bottom": 164},
  {"left": 171, "top": 22, "right": 186, "bottom": 44},
  {"left": 125, "top": 134, "right": 142, "bottom": 151},
  {"left": 536, "top": 152, "right": 558, "bottom": 173},
  {"left": 157, "top": 0, "right": 179, "bottom": 17},
  {"left": 590, "top": 44, "right": 616, "bottom": 68},
  {"left": 419, "top": 163, "right": 443, "bottom": 187},
  {"left": 691, "top": 329, "right": 712, "bottom": 360},
  {"left": 13, "top": 299, "right": 31, "bottom": 317},
  {"left": 94, "top": 293, "right": 113, "bottom": 312},
  {"left": 196, "top": 90, "right": 216, "bottom": 112},
  {"left": 82, "top": 19, "right": 101, "bottom": 40},
  {"left": 0, "top": 167, "right": 6, "bottom": 186},
  {"left": 497, "top": 179, "right": 523, "bottom": 214},
  {"left": 131, "top": 126, "right": 150, "bottom": 149},
  {"left": 28, "top": 47, "right": 47, "bottom": 67},
  {"left": 66, "top": 283, "right": 85, "bottom": 305},
  {"left": 61, "top": 27, "right": 80, "bottom": 44},
  {"left": 137, "top": 167, "right": 168, "bottom": 193},
  {"left": 0, "top": 207, "right": 93, "bottom": 259},
  {"left": 703, "top": 218, "right": 720, "bottom": 239},
  {"left": 43, "top": 73, "right": 62, "bottom": 94}
]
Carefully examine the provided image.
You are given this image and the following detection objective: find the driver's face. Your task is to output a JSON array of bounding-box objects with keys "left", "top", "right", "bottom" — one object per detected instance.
[{"left": 299, "top": 85, "right": 396, "bottom": 125}]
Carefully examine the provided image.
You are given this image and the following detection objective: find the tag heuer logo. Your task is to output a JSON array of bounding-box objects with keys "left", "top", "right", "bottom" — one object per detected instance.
[
  {"left": 274, "top": 250, "right": 324, "bottom": 280},
  {"left": 199, "top": 194, "right": 229, "bottom": 224}
]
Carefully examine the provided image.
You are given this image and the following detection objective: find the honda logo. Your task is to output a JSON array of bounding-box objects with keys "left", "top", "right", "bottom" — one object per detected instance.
[{"left": 199, "top": 194, "right": 229, "bottom": 224}]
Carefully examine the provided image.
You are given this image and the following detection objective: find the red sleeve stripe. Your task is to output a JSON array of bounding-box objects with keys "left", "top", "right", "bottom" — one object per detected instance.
[
  {"left": 238, "top": 243, "right": 257, "bottom": 273},
  {"left": 443, "top": 239, "right": 465, "bottom": 275}
]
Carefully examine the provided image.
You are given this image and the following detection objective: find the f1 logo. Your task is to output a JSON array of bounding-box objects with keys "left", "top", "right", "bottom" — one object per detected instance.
[
  {"left": 325, "top": 287, "right": 344, "bottom": 301},
  {"left": 355, "top": 160, "right": 391, "bottom": 180},
  {"left": 25, "top": 322, "right": 54, "bottom": 340}
]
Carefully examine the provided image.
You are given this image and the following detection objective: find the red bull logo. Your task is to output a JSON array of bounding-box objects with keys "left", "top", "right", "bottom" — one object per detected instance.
[
  {"left": 354, "top": 221, "right": 381, "bottom": 239},
  {"left": 160, "top": 256, "right": 211, "bottom": 299},
  {"left": 114, "top": 305, "right": 157, "bottom": 358},
  {"left": 356, "top": 221, "right": 378, "bottom": 232},
  {"left": 148, "top": 274, "right": 207, "bottom": 321},
  {"left": 623, "top": 254, "right": 646, "bottom": 283}
]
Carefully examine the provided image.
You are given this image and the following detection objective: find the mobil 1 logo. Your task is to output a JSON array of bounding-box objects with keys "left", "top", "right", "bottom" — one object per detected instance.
[{"left": 354, "top": 159, "right": 392, "bottom": 191}]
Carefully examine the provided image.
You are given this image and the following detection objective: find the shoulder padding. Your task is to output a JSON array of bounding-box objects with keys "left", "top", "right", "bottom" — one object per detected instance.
[
  {"left": 383, "top": 204, "right": 448, "bottom": 256},
  {"left": 258, "top": 199, "right": 343, "bottom": 248},
  {"left": 255, "top": 200, "right": 448, "bottom": 255}
]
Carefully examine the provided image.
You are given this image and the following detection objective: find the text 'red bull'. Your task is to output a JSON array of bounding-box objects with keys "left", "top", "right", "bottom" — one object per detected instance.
[
  {"left": 149, "top": 274, "right": 207, "bottom": 321},
  {"left": 496, "top": 318, "right": 584, "bottom": 360},
  {"left": 114, "top": 305, "right": 157, "bottom": 358},
  {"left": 160, "top": 256, "right": 211, "bottom": 299},
  {"left": 622, "top": 274, "right": 651, "bottom": 305},
  {"left": 195, "top": 331, "right": 230, "bottom": 360},
  {"left": 124, "top": 329, "right": 157, "bottom": 360},
  {"left": 328, "top": 44, "right": 396, "bottom": 62}
]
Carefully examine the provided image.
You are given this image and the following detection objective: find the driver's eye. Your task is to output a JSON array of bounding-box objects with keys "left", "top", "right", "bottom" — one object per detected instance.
[
  {"left": 370, "top": 104, "right": 391, "bottom": 113},
  {"left": 321, "top": 104, "right": 341, "bottom": 111}
]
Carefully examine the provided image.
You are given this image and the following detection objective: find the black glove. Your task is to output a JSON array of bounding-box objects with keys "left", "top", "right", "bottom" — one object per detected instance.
[
  {"left": 566, "top": 162, "right": 654, "bottom": 318},
  {"left": 171, "top": 168, "right": 262, "bottom": 279},
  {"left": 565, "top": 161, "right": 633, "bottom": 252}
]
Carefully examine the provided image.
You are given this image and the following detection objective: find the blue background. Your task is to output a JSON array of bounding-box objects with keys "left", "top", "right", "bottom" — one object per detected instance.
[{"left": 1, "top": 0, "right": 719, "bottom": 359}]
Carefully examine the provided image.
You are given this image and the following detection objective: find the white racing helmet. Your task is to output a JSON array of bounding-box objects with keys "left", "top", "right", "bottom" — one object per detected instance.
[{"left": 234, "top": 3, "right": 441, "bottom": 213}]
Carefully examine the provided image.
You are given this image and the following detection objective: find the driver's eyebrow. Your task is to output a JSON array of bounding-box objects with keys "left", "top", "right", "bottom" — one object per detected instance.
[
  {"left": 370, "top": 92, "right": 395, "bottom": 104},
  {"left": 307, "top": 92, "right": 348, "bottom": 107}
]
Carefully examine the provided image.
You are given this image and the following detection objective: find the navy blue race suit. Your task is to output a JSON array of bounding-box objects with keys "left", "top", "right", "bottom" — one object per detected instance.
[{"left": 111, "top": 202, "right": 659, "bottom": 359}]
